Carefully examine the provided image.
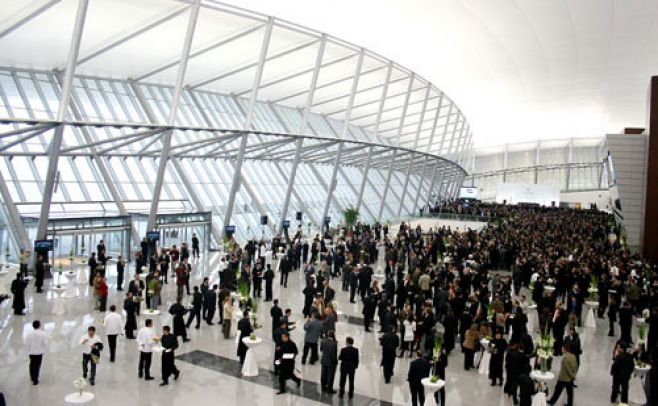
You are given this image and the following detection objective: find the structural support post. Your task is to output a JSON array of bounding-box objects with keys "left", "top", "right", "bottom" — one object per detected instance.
[
  {"left": 223, "top": 18, "right": 273, "bottom": 236},
  {"left": 411, "top": 156, "right": 430, "bottom": 214},
  {"left": 355, "top": 61, "right": 393, "bottom": 216},
  {"left": 147, "top": 0, "right": 200, "bottom": 231},
  {"left": 320, "top": 49, "right": 364, "bottom": 226},
  {"left": 278, "top": 35, "right": 326, "bottom": 233},
  {"left": 378, "top": 150, "right": 399, "bottom": 220},
  {"left": 397, "top": 82, "right": 428, "bottom": 217},
  {"left": 35, "top": 0, "right": 89, "bottom": 241},
  {"left": 0, "top": 169, "right": 31, "bottom": 251}
]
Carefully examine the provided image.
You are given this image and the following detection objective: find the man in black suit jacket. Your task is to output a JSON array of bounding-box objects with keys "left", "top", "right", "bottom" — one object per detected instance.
[
  {"left": 205, "top": 285, "right": 217, "bottom": 325},
  {"left": 186, "top": 286, "right": 203, "bottom": 329},
  {"left": 408, "top": 351, "right": 431, "bottom": 406},
  {"left": 338, "top": 337, "right": 359, "bottom": 399}
]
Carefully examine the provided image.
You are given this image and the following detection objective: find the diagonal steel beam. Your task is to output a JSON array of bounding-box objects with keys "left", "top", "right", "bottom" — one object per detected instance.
[
  {"left": 253, "top": 53, "right": 356, "bottom": 100},
  {"left": 135, "top": 23, "right": 264, "bottom": 81},
  {"left": 76, "top": 5, "right": 189, "bottom": 66},
  {"left": 192, "top": 37, "right": 317, "bottom": 89},
  {"left": 0, "top": 0, "right": 62, "bottom": 39},
  {"left": 147, "top": 0, "right": 200, "bottom": 231},
  {"left": 35, "top": 0, "right": 89, "bottom": 243},
  {"left": 222, "top": 18, "right": 274, "bottom": 235}
]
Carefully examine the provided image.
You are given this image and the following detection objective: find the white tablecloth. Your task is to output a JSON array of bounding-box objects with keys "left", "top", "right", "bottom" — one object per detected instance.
[
  {"left": 584, "top": 307, "right": 597, "bottom": 328},
  {"left": 630, "top": 366, "right": 650, "bottom": 405},
  {"left": 76, "top": 269, "right": 88, "bottom": 285},
  {"left": 530, "top": 370, "right": 555, "bottom": 406},
  {"left": 65, "top": 392, "right": 94, "bottom": 404},
  {"left": 64, "top": 273, "right": 77, "bottom": 298},
  {"left": 478, "top": 351, "right": 491, "bottom": 375},
  {"left": 241, "top": 336, "right": 263, "bottom": 377},
  {"left": 421, "top": 378, "right": 445, "bottom": 406},
  {"left": 52, "top": 291, "right": 66, "bottom": 315}
]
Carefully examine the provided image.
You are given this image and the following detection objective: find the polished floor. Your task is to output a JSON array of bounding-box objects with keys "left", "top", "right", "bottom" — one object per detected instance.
[{"left": 0, "top": 252, "right": 646, "bottom": 405}]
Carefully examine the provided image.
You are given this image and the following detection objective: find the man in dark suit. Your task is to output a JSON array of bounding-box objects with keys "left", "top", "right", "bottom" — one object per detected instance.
[
  {"left": 186, "top": 286, "right": 202, "bottom": 329},
  {"left": 408, "top": 351, "right": 431, "bottom": 406},
  {"left": 205, "top": 285, "right": 217, "bottom": 325},
  {"left": 320, "top": 330, "right": 338, "bottom": 393},
  {"left": 338, "top": 336, "right": 359, "bottom": 399},
  {"left": 277, "top": 333, "right": 301, "bottom": 394},
  {"left": 380, "top": 326, "right": 400, "bottom": 383}
]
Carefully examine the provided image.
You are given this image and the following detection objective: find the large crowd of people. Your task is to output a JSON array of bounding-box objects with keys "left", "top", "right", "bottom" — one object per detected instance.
[{"left": 5, "top": 201, "right": 658, "bottom": 405}]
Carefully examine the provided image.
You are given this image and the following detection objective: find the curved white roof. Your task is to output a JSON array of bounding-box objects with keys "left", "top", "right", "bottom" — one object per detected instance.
[{"left": 224, "top": 0, "right": 658, "bottom": 146}]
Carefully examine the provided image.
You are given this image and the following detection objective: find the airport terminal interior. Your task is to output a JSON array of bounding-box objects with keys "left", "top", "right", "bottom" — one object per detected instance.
[{"left": 0, "top": 1, "right": 658, "bottom": 405}]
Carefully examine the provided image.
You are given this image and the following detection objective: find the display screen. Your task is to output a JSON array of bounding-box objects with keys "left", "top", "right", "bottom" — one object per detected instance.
[
  {"left": 225, "top": 225, "right": 236, "bottom": 234},
  {"left": 282, "top": 220, "right": 291, "bottom": 228},
  {"left": 459, "top": 187, "right": 479, "bottom": 199},
  {"left": 34, "top": 239, "right": 54, "bottom": 251},
  {"left": 146, "top": 231, "right": 160, "bottom": 241}
]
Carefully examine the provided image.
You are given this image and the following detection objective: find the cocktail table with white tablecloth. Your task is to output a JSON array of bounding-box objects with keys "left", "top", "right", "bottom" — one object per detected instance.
[
  {"left": 630, "top": 364, "right": 650, "bottom": 405},
  {"left": 65, "top": 392, "right": 94, "bottom": 404},
  {"left": 76, "top": 269, "right": 88, "bottom": 285},
  {"left": 420, "top": 377, "right": 445, "bottom": 406},
  {"left": 241, "top": 336, "right": 263, "bottom": 377},
  {"left": 478, "top": 338, "right": 491, "bottom": 375},
  {"left": 584, "top": 301, "right": 598, "bottom": 328},
  {"left": 530, "top": 370, "right": 555, "bottom": 406}
]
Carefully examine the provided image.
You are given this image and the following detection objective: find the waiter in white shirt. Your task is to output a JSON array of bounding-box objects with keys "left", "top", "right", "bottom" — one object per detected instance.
[
  {"left": 104, "top": 305, "right": 123, "bottom": 362},
  {"left": 24, "top": 320, "right": 47, "bottom": 385},
  {"left": 137, "top": 319, "right": 157, "bottom": 380},
  {"left": 80, "top": 326, "right": 102, "bottom": 385}
]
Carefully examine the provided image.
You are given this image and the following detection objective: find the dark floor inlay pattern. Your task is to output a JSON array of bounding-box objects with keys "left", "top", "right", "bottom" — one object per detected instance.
[{"left": 177, "top": 349, "right": 397, "bottom": 406}]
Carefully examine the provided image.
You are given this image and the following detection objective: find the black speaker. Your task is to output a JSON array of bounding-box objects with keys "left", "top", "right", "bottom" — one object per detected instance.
[
  {"left": 260, "top": 215, "right": 268, "bottom": 225},
  {"left": 296, "top": 211, "right": 302, "bottom": 221}
]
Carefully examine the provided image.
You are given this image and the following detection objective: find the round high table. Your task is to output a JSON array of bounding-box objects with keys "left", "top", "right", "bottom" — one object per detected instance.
[
  {"left": 584, "top": 301, "right": 598, "bottom": 328},
  {"left": 530, "top": 370, "right": 555, "bottom": 406},
  {"left": 65, "top": 392, "right": 94, "bottom": 404},
  {"left": 630, "top": 364, "right": 650, "bottom": 405},
  {"left": 52, "top": 287, "right": 67, "bottom": 315},
  {"left": 420, "top": 377, "right": 445, "bottom": 406},
  {"left": 76, "top": 269, "right": 88, "bottom": 285},
  {"left": 478, "top": 338, "right": 491, "bottom": 375},
  {"left": 241, "top": 336, "right": 263, "bottom": 377},
  {"left": 143, "top": 309, "right": 161, "bottom": 316},
  {"left": 64, "top": 272, "right": 77, "bottom": 298}
]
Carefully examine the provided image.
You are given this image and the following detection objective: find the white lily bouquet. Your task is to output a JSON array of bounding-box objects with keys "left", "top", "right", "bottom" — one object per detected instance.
[
  {"left": 587, "top": 275, "right": 598, "bottom": 301},
  {"left": 487, "top": 306, "right": 495, "bottom": 322},
  {"left": 56, "top": 264, "right": 63, "bottom": 288},
  {"left": 638, "top": 323, "right": 647, "bottom": 345},
  {"left": 251, "top": 300, "right": 260, "bottom": 329},
  {"left": 73, "top": 377, "right": 87, "bottom": 395},
  {"left": 430, "top": 336, "right": 443, "bottom": 383},
  {"left": 536, "top": 327, "right": 554, "bottom": 373}
]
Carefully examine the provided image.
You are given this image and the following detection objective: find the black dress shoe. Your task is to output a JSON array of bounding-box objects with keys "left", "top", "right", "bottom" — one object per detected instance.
[
  {"left": 160, "top": 381, "right": 168, "bottom": 386},
  {"left": 326, "top": 389, "right": 337, "bottom": 394},
  {"left": 89, "top": 379, "right": 95, "bottom": 386},
  {"left": 145, "top": 376, "right": 154, "bottom": 381},
  {"left": 174, "top": 371, "right": 180, "bottom": 380},
  {"left": 276, "top": 390, "right": 286, "bottom": 395}
]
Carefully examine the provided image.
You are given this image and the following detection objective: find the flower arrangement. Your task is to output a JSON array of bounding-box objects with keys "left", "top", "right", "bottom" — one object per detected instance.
[
  {"left": 536, "top": 327, "right": 554, "bottom": 373},
  {"left": 56, "top": 263, "right": 63, "bottom": 288},
  {"left": 635, "top": 358, "right": 647, "bottom": 369},
  {"left": 237, "top": 280, "right": 250, "bottom": 304},
  {"left": 487, "top": 306, "right": 495, "bottom": 322},
  {"left": 251, "top": 300, "right": 260, "bottom": 329},
  {"left": 73, "top": 377, "right": 87, "bottom": 395},
  {"left": 642, "top": 309, "right": 650, "bottom": 319},
  {"left": 639, "top": 323, "right": 647, "bottom": 343},
  {"left": 587, "top": 275, "right": 599, "bottom": 301},
  {"left": 3, "top": 241, "right": 9, "bottom": 268},
  {"left": 432, "top": 336, "right": 443, "bottom": 360},
  {"left": 249, "top": 333, "right": 257, "bottom": 341},
  {"left": 69, "top": 249, "right": 75, "bottom": 263}
]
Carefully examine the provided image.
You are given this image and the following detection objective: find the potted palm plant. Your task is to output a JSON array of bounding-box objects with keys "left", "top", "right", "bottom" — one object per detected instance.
[{"left": 343, "top": 208, "right": 359, "bottom": 237}]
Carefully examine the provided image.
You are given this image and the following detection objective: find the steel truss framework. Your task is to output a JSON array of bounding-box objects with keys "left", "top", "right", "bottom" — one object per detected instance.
[
  {"left": 0, "top": 0, "right": 471, "bottom": 256},
  {"left": 464, "top": 138, "right": 607, "bottom": 201}
]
